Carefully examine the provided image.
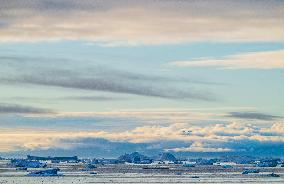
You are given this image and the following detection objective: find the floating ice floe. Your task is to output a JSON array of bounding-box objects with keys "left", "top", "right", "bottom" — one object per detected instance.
[
  {"left": 242, "top": 169, "right": 260, "bottom": 174},
  {"left": 27, "top": 168, "right": 62, "bottom": 177}
]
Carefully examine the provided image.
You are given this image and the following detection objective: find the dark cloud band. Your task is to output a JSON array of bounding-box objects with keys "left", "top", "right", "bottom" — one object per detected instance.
[
  {"left": 228, "top": 112, "right": 282, "bottom": 121},
  {"left": 0, "top": 103, "right": 53, "bottom": 114}
]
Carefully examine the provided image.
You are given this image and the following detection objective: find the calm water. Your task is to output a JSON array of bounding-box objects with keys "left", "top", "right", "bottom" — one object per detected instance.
[
  {"left": 0, "top": 173, "right": 283, "bottom": 184},
  {"left": 1, "top": 162, "right": 283, "bottom": 184}
]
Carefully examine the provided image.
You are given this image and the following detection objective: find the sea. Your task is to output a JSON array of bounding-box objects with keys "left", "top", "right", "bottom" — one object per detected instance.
[{"left": 0, "top": 172, "right": 284, "bottom": 184}]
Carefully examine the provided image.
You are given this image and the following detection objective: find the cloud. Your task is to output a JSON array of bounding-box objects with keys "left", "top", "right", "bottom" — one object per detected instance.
[
  {"left": 2, "top": 67, "right": 214, "bottom": 100},
  {"left": 52, "top": 138, "right": 189, "bottom": 157},
  {"left": 1, "top": 121, "right": 284, "bottom": 153},
  {"left": 30, "top": 109, "right": 218, "bottom": 122},
  {"left": 0, "top": 103, "right": 52, "bottom": 115},
  {"left": 171, "top": 50, "right": 284, "bottom": 69},
  {"left": 63, "top": 96, "right": 121, "bottom": 101},
  {"left": 0, "top": 0, "right": 283, "bottom": 44},
  {"left": 166, "top": 142, "right": 232, "bottom": 153},
  {"left": 228, "top": 112, "right": 282, "bottom": 121},
  {"left": 260, "top": 123, "right": 284, "bottom": 135},
  {"left": 221, "top": 140, "right": 284, "bottom": 156},
  {"left": 1, "top": 138, "right": 190, "bottom": 157},
  {"left": 11, "top": 96, "right": 122, "bottom": 102}
]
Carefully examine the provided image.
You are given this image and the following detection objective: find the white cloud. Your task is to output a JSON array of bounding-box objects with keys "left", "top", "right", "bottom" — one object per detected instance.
[
  {"left": 166, "top": 142, "right": 232, "bottom": 152},
  {"left": 1, "top": 121, "right": 284, "bottom": 152},
  {"left": 172, "top": 50, "right": 284, "bottom": 69},
  {"left": 24, "top": 108, "right": 221, "bottom": 122},
  {"left": 0, "top": 1, "right": 283, "bottom": 44},
  {"left": 259, "top": 122, "right": 284, "bottom": 135}
]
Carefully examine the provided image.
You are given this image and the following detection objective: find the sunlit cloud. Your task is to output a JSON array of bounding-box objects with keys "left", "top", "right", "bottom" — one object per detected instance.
[
  {"left": 171, "top": 50, "right": 284, "bottom": 69},
  {"left": 0, "top": 0, "right": 283, "bottom": 44},
  {"left": 0, "top": 0, "right": 284, "bottom": 157},
  {"left": 1, "top": 121, "right": 283, "bottom": 152},
  {"left": 41, "top": 109, "right": 218, "bottom": 121},
  {"left": 165, "top": 142, "right": 232, "bottom": 153}
]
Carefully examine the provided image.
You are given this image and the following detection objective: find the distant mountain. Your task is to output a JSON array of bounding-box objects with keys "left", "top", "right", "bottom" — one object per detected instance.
[
  {"left": 1, "top": 138, "right": 284, "bottom": 159},
  {"left": 0, "top": 138, "right": 185, "bottom": 158}
]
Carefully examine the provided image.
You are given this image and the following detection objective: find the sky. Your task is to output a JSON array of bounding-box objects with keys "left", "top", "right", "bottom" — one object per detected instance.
[{"left": 0, "top": 0, "right": 284, "bottom": 157}]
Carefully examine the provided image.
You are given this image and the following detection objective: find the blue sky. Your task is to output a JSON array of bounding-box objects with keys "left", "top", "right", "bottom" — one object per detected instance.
[{"left": 0, "top": 0, "right": 283, "bottom": 157}]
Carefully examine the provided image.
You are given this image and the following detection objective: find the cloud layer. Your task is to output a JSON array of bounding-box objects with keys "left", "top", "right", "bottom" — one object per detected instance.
[
  {"left": 0, "top": 56, "right": 214, "bottom": 100},
  {"left": 0, "top": 103, "right": 52, "bottom": 114},
  {"left": 1, "top": 0, "right": 284, "bottom": 157},
  {"left": 166, "top": 142, "right": 232, "bottom": 153},
  {"left": 172, "top": 50, "right": 284, "bottom": 69},
  {"left": 228, "top": 111, "right": 282, "bottom": 121},
  {"left": 11, "top": 70, "right": 210, "bottom": 100},
  {"left": 1, "top": 120, "right": 283, "bottom": 155},
  {"left": 0, "top": 0, "right": 283, "bottom": 44}
]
